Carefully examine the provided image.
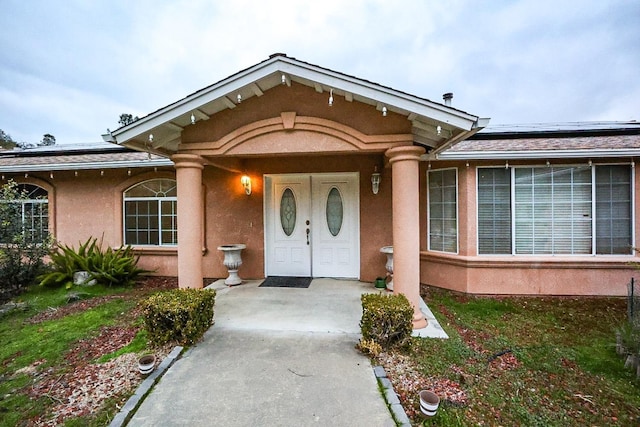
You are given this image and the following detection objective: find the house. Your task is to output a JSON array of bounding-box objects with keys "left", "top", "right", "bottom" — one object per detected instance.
[{"left": 1, "top": 54, "right": 638, "bottom": 329}]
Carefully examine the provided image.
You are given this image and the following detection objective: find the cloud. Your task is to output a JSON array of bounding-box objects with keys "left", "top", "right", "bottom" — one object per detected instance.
[{"left": 0, "top": 0, "right": 638, "bottom": 143}]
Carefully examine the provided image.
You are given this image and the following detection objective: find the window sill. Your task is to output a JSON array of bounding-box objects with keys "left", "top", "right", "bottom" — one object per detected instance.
[
  {"left": 130, "top": 246, "right": 178, "bottom": 256},
  {"left": 128, "top": 246, "right": 208, "bottom": 256}
]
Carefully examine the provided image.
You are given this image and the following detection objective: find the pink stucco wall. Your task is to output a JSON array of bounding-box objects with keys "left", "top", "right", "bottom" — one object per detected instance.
[
  {"left": 200, "top": 154, "right": 393, "bottom": 282},
  {"left": 15, "top": 168, "right": 179, "bottom": 277}
]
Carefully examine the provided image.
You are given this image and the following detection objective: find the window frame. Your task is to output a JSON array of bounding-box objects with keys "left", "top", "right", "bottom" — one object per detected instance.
[
  {"left": 0, "top": 183, "right": 49, "bottom": 244},
  {"left": 427, "top": 167, "right": 459, "bottom": 254},
  {"left": 476, "top": 163, "right": 635, "bottom": 256},
  {"left": 122, "top": 179, "right": 178, "bottom": 247}
]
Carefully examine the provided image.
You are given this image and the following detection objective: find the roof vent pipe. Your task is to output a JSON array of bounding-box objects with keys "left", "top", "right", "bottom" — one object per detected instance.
[{"left": 443, "top": 92, "right": 453, "bottom": 106}]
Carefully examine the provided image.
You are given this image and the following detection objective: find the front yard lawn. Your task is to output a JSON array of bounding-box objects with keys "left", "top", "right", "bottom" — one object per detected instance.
[
  {"left": 0, "top": 277, "right": 176, "bottom": 427},
  {"left": 377, "top": 287, "right": 640, "bottom": 426}
]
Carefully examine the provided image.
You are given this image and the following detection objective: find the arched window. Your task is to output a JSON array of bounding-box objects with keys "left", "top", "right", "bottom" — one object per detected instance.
[
  {"left": 123, "top": 179, "right": 177, "bottom": 246},
  {"left": 0, "top": 183, "right": 49, "bottom": 243}
]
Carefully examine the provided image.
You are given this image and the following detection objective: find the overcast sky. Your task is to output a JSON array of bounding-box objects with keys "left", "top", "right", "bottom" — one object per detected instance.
[{"left": 1, "top": 0, "right": 638, "bottom": 145}]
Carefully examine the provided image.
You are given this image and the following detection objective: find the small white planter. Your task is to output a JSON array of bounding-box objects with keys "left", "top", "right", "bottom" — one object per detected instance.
[
  {"left": 138, "top": 354, "right": 156, "bottom": 375},
  {"left": 419, "top": 390, "right": 440, "bottom": 417}
]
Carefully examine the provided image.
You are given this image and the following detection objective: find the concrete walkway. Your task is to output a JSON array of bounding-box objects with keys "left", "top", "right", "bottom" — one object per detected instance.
[{"left": 127, "top": 279, "right": 396, "bottom": 427}]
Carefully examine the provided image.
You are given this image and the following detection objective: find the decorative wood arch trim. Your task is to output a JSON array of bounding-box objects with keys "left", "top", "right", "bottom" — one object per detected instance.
[{"left": 179, "top": 112, "right": 413, "bottom": 156}]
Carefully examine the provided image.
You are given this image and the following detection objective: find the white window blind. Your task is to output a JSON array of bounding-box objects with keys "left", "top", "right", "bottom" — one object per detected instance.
[
  {"left": 515, "top": 167, "right": 592, "bottom": 254},
  {"left": 478, "top": 168, "right": 511, "bottom": 254},
  {"left": 596, "top": 165, "right": 632, "bottom": 254},
  {"left": 477, "top": 165, "right": 633, "bottom": 256},
  {"left": 429, "top": 169, "right": 458, "bottom": 253}
]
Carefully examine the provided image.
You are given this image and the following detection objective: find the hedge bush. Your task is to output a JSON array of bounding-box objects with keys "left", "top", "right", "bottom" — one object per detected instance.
[
  {"left": 141, "top": 288, "right": 216, "bottom": 346},
  {"left": 359, "top": 292, "right": 413, "bottom": 350}
]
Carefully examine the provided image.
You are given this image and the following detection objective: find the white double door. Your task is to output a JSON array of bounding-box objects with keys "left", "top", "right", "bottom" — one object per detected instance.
[{"left": 264, "top": 173, "right": 360, "bottom": 278}]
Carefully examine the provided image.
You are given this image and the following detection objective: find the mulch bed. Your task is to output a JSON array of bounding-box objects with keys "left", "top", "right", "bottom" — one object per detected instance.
[{"left": 17, "top": 276, "right": 178, "bottom": 426}]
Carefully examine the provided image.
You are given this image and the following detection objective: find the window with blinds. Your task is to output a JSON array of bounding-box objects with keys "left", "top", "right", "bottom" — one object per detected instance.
[
  {"left": 478, "top": 168, "right": 511, "bottom": 254},
  {"left": 428, "top": 168, "right": 458, "bottom": 253},
  {"left": 595, "top": 165, "right": 632, "bottom": 254},
  {"left": 477, "top": 165, "right": 632, "bottom": 255}
]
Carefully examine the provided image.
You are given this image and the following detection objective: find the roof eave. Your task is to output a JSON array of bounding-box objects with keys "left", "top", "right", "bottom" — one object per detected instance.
[
  {"left": 109, "top": 55, "right": 480, "bottom": 149},
  {"left": 0, "top": 158, "right": 173, "bottom": 173},
  {"left": 437, "top": 148, "right": 640, "bottom": 161}
]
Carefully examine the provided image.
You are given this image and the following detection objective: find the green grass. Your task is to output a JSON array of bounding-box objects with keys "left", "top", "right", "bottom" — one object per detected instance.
[
  {"left": 400, "top": 288, "right": 640, "bottom": 426},
  {"left": 0, "top": 283, "right": 154, "bottom": 427}
]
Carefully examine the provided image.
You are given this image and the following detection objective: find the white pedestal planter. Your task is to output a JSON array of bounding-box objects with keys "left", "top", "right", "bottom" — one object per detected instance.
[
  {"left": 217, "top": 244, "right": 246, "bottom": 286},
  {"left": 380, "top": 246, "right": 394, "bottom": 291}
]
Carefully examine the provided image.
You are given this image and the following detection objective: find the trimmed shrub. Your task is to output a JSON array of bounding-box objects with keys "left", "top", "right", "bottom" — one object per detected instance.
[
  {"left": 141, "top": 288, "right": 216, "bottom": 346},
  {"left": 360, "top": 293, "right": 413, "bottom": 350}
]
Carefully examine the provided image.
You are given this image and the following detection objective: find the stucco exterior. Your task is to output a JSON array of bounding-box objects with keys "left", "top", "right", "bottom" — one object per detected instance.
[{"left": 2, "top": 54, "right": 638, "bottom": 304}]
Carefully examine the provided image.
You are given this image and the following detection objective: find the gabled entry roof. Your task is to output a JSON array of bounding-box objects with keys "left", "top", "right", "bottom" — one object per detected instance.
[{"left": 104, "top": 54, "right": 488, "bottom": 157}]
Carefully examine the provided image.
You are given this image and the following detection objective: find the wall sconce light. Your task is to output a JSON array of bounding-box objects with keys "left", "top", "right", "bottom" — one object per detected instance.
[
  {"left": 382, "top": 106, "right": 387, "bottom": 117},
  {"left": 371, "top": 166, "right": 381, "bottom": 195},
  {"left": 281, "top": 74, "right": 287, "bottom": 85},
  {"left": 241, "top": 175, "right": 252, "bottom": 195},
  {"left": 191, "top": 113, "right": 196, "bottom": 125},
  {"left": 328, "top": 89, "right": 334, "bottom": 107},
  {"left": 237, "top": 93, "right": 242, "bottom": 103}
]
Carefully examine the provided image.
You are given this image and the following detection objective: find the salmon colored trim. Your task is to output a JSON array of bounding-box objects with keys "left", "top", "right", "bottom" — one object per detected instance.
[
  {"left": 421, "top": 251, "right": 637, "bottom": 269},
  {"left": 179, "top": 113, "right": 413, "bottom": 156}
]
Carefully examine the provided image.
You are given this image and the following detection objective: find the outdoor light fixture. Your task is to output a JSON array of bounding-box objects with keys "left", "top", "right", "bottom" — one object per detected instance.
[
  {"left": 191, "top": 113, "right": 196, "bottom": 125},
  {"left": 241, "top": 175, "right": 252, "bottom": 195},
  {"left": 50, "top": 172, "right": 54, "bottom": 179},
  {"left": 148, "top": 134, "right": 153, "bottom": 143},
  {"left": 382, "top": 106, "right": 387, "bottom": 117},
  {"left": 237, "top": 93, "right": 242, "bottom": 103},
  {"left": 281, "top": 74, "right": 287, "bottom": 85},
  {"left": 328, "top": 89, "right": 334, "bottom": 107},
  {"left": 371, "top": 166, "right": 381, "bottom": 195}
]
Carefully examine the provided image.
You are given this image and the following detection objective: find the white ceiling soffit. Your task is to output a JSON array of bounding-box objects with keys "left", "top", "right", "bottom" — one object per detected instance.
[{"left": 106, "top": 55, "right": 485, "bottom": 151}]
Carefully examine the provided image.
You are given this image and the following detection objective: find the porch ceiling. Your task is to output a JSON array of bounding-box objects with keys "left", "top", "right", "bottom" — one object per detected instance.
[{"left": 104, "top": 54, "right": 489, "bottom": 158}]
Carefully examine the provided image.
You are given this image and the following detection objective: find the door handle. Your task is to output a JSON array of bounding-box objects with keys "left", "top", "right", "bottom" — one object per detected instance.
[{"left": 306, "top": 228, "right": 310, "bottom": 245}]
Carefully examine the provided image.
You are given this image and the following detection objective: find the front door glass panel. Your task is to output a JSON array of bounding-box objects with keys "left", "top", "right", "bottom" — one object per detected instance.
[
  {"left": 326, "top": 187, "right": 343, "bottom": 237},
  {"left": 280, "top": 188, "right": 297, "bottom": 236}
]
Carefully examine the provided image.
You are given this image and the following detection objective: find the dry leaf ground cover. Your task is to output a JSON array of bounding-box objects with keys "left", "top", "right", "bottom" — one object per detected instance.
[
  {"left": 0, "top": 276, "right": 177, "bottom": 427},
  {"left": 376, "top": 286, "right": 640, "bottom": 426}
]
